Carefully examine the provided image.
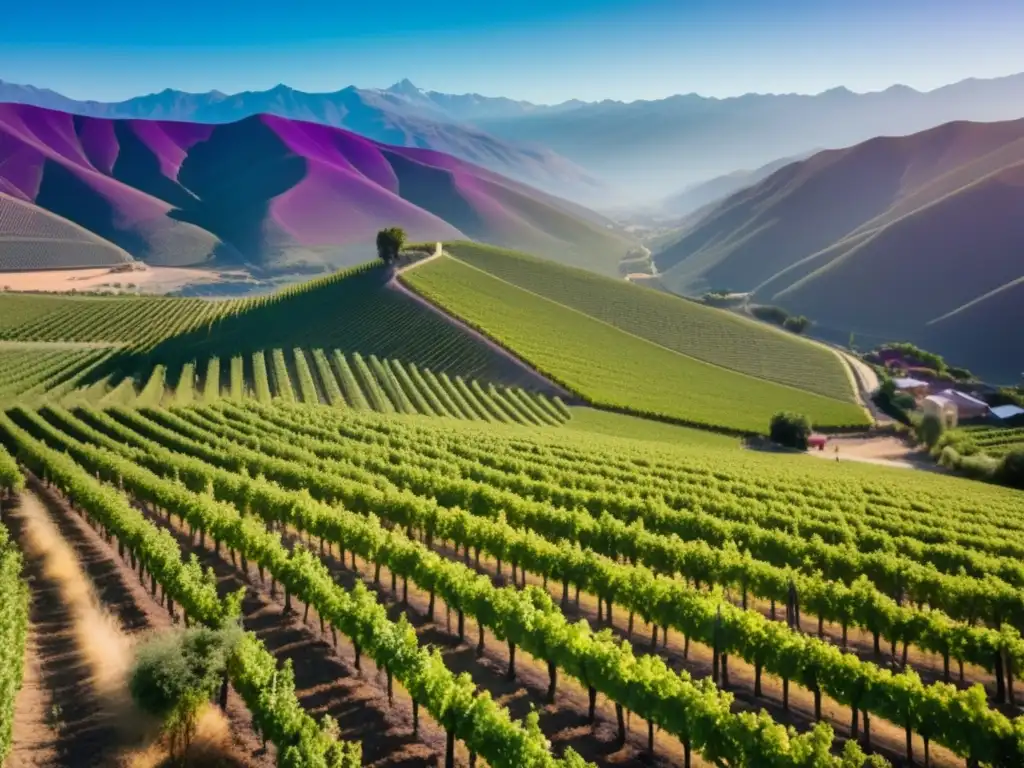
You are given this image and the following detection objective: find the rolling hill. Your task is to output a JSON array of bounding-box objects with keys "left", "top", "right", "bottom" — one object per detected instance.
[
  {"left": 652, "top": 118, "right": 1024, "bottom": 382},
  {"left": 0, "top": 79, "right": 604, "bottom": 204},
  {"left": 402, "top": 248, "right": 867, "bottom": 433},
  {"left": 0, "top": 103, "right": 631, "bottom": 275},
  {"left": 442, "top": 242, "right": 857, "bottom": 402},
  {"left": 0, "top": 192, "right": 133, "bottom": 270},
  {"left": 8, "top": 73, "right": 1024, "bottom": 205}
]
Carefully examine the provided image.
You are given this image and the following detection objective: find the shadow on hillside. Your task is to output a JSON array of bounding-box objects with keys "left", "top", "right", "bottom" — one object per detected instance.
[
  {"left": 78, "top": 264, "right": 540, "bottom": 392},
  {"left": 109, "top": 121, "right": 199, "bottom": 210},
  {"left": 168, "top": 118, "right": 306, "bottom": 263},
  {"left": 35, "top": 160, "right": 151, "bottom": 257}
]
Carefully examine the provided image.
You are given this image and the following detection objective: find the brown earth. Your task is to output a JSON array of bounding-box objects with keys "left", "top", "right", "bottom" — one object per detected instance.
[
  {"left": 7, "top": 479, "right": 273, "bottom": 768},
  {"left": 0, "top": 266, "right": 243, "bottom": 294}
]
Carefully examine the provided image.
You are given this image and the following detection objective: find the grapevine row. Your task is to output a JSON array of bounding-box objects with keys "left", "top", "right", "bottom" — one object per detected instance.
[
  {"left": 26, "top": 420, "right": 597, "bottom": 768},
  {"left": 172, "top": 402, "right": 1024, "bottom": 674},
  {"left": 215, "top": 401, "right": 1024, "bottom": 631},
  {"left": 26, "top": 409, "right": 873, "bottom": 768},
  {"left": 0, "top": 450, "right": 28, "bottom": 764},
  {"left": 42, "top": 405, "right": 1024, "bottom": 765},
  {"left": 0, "top": 417, "right": 362, "bottom": 768}
]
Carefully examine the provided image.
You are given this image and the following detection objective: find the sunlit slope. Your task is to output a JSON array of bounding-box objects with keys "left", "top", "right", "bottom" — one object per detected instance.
[
  {"left": 402, "top": 255, "right": 868, "bottom": 433},
  {"left": 444, "top": 242, "right": 856, "bottom": 402}
]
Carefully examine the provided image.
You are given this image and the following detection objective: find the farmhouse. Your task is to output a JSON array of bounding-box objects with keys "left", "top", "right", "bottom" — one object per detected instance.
[
  {"left": 923, "top": 395, "right": 958, "bottom": 428},
  {"left": 936, "top": 388, "right": 991, "bottom": 421},
  {"left": 893, "top": 376, "right": 930, "bottom": 398}
]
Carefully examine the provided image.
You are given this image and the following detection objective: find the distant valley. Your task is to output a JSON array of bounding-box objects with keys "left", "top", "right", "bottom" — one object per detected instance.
[{"left": 651, "top": 117, "right": 1024, "bottom": 382}]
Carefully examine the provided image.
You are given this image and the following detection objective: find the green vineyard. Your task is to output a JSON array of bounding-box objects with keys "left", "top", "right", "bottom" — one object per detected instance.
[
  {"left": 402, "top": 255, "right": 869, "bottom": 433},
  {"left": 44, "top": 347, "right": 569, "bottom": 426},
  {"left": 3, "top": 243, "right": 1021, "bottom": 768},
  {"left": 444, "top": 243, "right": 857, "bottom": 403},
  {"left": 4, "top": 398, "right": 1024, "bottom": 766}
]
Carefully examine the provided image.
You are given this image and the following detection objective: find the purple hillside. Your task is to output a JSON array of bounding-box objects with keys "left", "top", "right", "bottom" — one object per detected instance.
[{"left": 0, "top": 103, "right": 627, "bottom": 273}]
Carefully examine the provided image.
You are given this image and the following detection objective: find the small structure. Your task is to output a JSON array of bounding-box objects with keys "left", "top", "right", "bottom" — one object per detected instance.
[
  {"left": 936, "top": 389, "right": 991, "bottom": 421},
  {"left": 923, "top": 395, "right": 958, "bottom": 428},
  {"left": 893, "top": 377, "right": 930, "bottom": 398},
  {"left": 807, "top": 434, "right": 828, "bottom": 451},
  {"left": 990, "top": 404, "right": 1024, "bottom": 424}
]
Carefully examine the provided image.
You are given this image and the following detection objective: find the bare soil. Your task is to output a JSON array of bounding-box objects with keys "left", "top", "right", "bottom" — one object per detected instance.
[
  {"left": 807, "top": 435, "right": 945, "bottom": 472},
  {"left": 132, "top": 500, "right": 449, "bottom": 768},
  {"left": 7, "top": 479, "right": 273, "bottom": 768},
  {"left": 0, "top": 266, "right": 248, "bottom": 295}
]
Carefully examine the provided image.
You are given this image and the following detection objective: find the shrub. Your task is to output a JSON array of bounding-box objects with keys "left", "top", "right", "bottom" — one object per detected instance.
[
  {"left": 770, "top": 411, "right": 812, "bottom": 450},
  {"left": 129, "top": 625, "right": 242, "bottom": 757},
  {"left": 917, "top": 413, "right": 945, "bottom": 448},
  {"left": 783, "top": 315, "right": 810, "bottom": 334},
  {"left": 751, "top": 305, "right": 790, "bottom": 327},
  {"left": 995, "top": 450, "right": 1024, "bottom": 489}
]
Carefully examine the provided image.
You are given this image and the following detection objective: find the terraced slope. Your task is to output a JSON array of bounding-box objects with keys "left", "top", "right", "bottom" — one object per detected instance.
[
  {"left": 444, "top": 242, "right": 856, "bottom": 403},
  {"left": 402, "top": 255, "right": 868, "bottom": 433},
  {"left": 0, "top": 193, "right": 133, "bottom": 271}
]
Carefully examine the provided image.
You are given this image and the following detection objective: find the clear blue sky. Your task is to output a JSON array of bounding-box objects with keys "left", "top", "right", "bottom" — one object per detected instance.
[{"left": 2, "top": 0, "right": 1021, "bottom": 103}]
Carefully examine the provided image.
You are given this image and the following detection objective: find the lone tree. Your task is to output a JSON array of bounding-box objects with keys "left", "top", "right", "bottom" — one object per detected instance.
[
  {"left": 769, "top": 411, "right": 812, "bottom": 450},
  {"left": 376, "top": 227, "right": 407, "bottom": 265},
  {"left": 917, "top": 413, "right": 945, "bottom": 448}
]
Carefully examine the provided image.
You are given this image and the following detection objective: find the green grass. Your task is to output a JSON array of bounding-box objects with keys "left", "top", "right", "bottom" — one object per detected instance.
[
  {"left": 403, "top": 256, "right": 869, "bottom": 434},
  {"left": 445, "top": 242, "right": 856, "bottom": 403}
]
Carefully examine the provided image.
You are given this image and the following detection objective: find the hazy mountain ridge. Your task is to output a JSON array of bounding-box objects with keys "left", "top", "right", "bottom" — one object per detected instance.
[
  {"left": 5, "top": 73, "right": 1024, "bottom": 205},
  {"left": 652, "top": 117, "right": 1024, "bottom": 381},
  {"left": 0, "top": 102, "right": 630, "bottom": 275},
  {"left": 0, "top": 79, "right": 604, "bottom": 204}
]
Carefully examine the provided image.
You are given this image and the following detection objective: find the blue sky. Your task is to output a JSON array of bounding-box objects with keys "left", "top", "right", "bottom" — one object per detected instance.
[{"left": 2, "top": 0, "right": 1022, "bottom": 103}]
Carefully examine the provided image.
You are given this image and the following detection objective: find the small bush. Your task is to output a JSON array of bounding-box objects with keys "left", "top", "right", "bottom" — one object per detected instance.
[
  {"left": 752, "top": 305, "right": 790, "bottom": 327},
  {"left": 129, "top": 625, "right": 241, "bottom": 757},
  {"left": 995, "top": 450, "right": 1024, "bottom": 489},
  {"left": 782, "top": 315, "right": 810, "bottom": 334},
  {"left": 770, "top": 411, "right": 812, "bottom": 450},
  {"left": 917, "top": 413, "right": 945, "bottom": 448}
]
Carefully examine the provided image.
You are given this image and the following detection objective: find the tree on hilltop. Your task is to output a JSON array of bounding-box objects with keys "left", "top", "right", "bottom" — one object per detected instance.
[{"left": 376, "top": 227, "right": 407, "bottom": 265}]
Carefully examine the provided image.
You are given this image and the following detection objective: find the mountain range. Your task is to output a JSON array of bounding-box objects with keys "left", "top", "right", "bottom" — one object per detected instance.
[
  {"left": 652, "top": 117, "right": 1024, "bottom": 382},
  {"left": 0, "top": 102, "right": 630, "bottom": 275},
  {"left": 4, "top": 73, "right": 1024, "bottom": 204}
]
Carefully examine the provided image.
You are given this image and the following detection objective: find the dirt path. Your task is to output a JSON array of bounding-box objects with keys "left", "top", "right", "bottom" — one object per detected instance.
[
  {"left": 9, "top": 480, "right": 273, "bottom": 768},
  {"left": 389, "top": 250, "right": 576, "bottom": 400},
  {"left": 806, "top": 435, "right": 946, "bottom": 473},
  {"left": 6, "top": 489, "right": 140, "bottom": 768}
]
